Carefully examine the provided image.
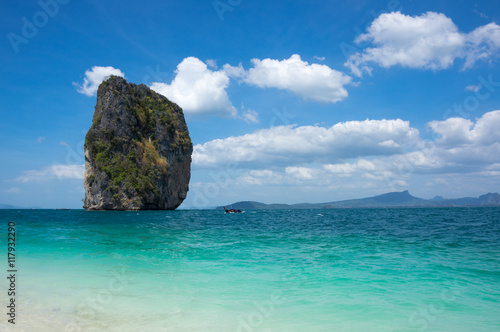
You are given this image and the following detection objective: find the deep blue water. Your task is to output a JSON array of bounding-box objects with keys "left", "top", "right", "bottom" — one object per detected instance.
[{"left": 1, "top": 208, "right": 499, "bottom": 331}]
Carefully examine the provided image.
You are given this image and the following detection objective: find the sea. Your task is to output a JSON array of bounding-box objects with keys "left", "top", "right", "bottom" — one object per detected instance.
[{"left": 0, "top": 208, "right": 499, "bottom": 332}]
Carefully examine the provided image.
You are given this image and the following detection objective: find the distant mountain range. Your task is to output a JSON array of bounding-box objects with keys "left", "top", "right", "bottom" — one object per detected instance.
[
  {"left": 0, "top": 204, "right": 41, "bottom": 209},
  {"left": 218, "top": 191, "right": 500, "bottom": 210},
  {"left": 3, "top": 191, "right": 499, "bottom": 210}
]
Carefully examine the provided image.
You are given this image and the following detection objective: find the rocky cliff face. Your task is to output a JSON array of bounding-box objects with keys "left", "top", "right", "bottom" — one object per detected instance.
[
  {"left": 478, "top": 193, "right": 500, "bottom": 206},
  {"left": 83, "top": 76, "right": 192, "bottom": 210}
]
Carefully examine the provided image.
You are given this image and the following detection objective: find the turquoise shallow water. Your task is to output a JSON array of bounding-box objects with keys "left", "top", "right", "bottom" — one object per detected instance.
[{"left": 0, "top": 208, "right": 499, "bottom": 331}]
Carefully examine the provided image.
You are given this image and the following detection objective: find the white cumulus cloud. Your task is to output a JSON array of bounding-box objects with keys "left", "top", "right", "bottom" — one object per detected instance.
[
  {"left": 192, "top": 110, "right": 500, "bottom": 184},
  {"left": 463, "top": 22, "right": 500, "bottom": 68},
  {"left": 345, "top": 11, "right": 500, "bottom": 76},
  {"left": 224, "top": 54, "right": 352, "bottom": 103},
  {"left": 150, "top": 57, "right": 237, "bottom": 117},
  {"left": 10, "top": 164, "right": 85, "bottom": 183},
  {"left": 428, "top": 110, "right": 500, "bottom": 147},
  {"left": 76, "top": 55, "right": 354, "bottom": 119},
  {"left": 192, "top": 118, "right": 420, "bottom": 168},
  {"left": 241, "top": 109, "right": 260, "bottom": 124},
  {"left": 285, "top": 166, "right": 316, "bottom": 180},
  {"left": 74, "top": 66, "right": 125, "bottom": 96},
  {"left": 324, "top": 159, "right": 377, "bottom": 175},
  {"left": 229, "top": 111, "right": 500, "bottom": 192}
]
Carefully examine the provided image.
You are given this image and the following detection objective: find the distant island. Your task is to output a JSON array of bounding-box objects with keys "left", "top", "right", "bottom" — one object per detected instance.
[
  {"left": 218, "top": 191, "right": 500, "bottom": 210},
  {"left": 0, "top": 204, "right": 41, "bottom": 209}
]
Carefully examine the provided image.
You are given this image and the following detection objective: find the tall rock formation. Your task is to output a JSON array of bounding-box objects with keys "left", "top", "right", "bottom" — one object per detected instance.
[{"left": 83, "top": 76, "right": 192, "bottom": 210}]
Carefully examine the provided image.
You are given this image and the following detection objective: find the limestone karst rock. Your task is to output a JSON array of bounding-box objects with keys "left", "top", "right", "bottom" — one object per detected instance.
[{"left": 83, "top": 76, "right": 192, "bottom": 210}]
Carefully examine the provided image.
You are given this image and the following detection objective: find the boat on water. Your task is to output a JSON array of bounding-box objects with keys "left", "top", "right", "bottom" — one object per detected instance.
[{"left": 223, "top": 206, "right": 243, "bottom": 213}]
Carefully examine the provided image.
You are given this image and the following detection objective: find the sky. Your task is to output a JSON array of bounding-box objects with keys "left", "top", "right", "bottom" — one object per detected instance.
[{"left": 1, "top": 0, "right": 500, "bottom": 209}]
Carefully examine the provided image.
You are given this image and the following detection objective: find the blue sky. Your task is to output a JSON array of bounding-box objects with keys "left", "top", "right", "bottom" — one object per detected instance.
[{"left": 1, "top": 0, "right": 500, "bottom": 208}]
